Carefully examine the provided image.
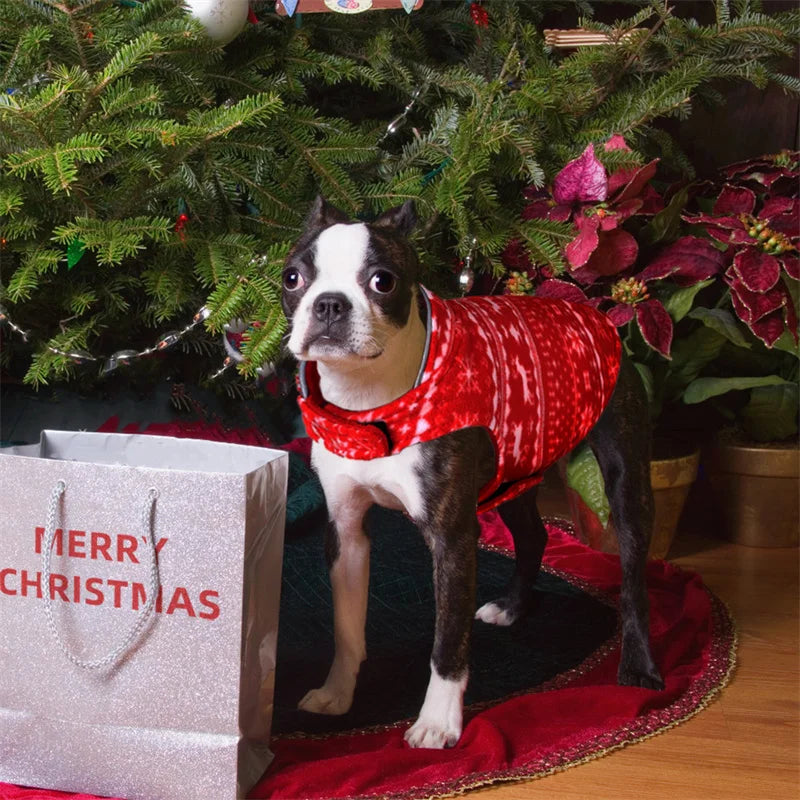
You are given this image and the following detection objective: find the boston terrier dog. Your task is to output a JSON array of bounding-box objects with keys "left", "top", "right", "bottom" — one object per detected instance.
[{"left": 281, "top": 196, "right": 664, "bottom": 749}]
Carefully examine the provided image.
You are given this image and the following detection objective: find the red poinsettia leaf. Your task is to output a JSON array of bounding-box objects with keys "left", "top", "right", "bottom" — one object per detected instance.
[
  {"left": 638, "top": 184, "right": 665, "bottom": 215},
  {"left": 769, "top": 205, "right": 800, "bottom": 240},
  {"left": 783, "top": 287, "right": 799, "bottom": 344},
  {"left": 727, "top": 271, "right": 785, "bottom": 322},
  {"left": 733, "top": 247, "right": 782, "bottom": 293},
  {"left": 747, "top": 309, "right": 787, "bottom": 348},
  {"left": 639, "top": 236, "right": 726, "bottom": 285},
  {"left": 604, "top": 134, "right": 631, "bottom": 152},
  {"left": 781, "top": 254, "right": 800, "bottom": 281},
  {"left": 729, "top": 285, "right": 753, "bottom": 323},
  {"left": 553, "top": 143, "right": 608, "bottom": 206},
  {"left": 760, "top": 196, "right": 795, "bottom": 220},
  {"left": 522, "top": 199, "right": 551, "bottom": 220},
  {"left": 610, "top": 198, "right": 643, "bottom": 224},
  {"left": 635, "top": 299, "right": 673, "bottom": 358},
  {"left": 548, "top": 204, "right": 573, "bottom": 222},
  {"left": 535, "top": 279, "right": 589, "bottom": 304},
  {"left": 501, "top": 238, "right": 532, "bottom": 271},
  {"left": 571, "top": 228, "right": 638, "bottom": 283},
  {"left": 712, "top": 184, "right": 756, "bottom": 216},
  {"left": 606, "top": 303, "right": 635, "bottom": 326},
  {"left": 565, "top": 216, "right": 600, "bottom": 269},
  {"left": 609, "top": 159, "right": 659, "bottom": 203}
]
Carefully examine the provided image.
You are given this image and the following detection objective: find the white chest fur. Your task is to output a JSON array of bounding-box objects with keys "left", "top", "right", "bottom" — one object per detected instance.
[{"left": 312, "top": 440, "right": 426, "bottom": 522}]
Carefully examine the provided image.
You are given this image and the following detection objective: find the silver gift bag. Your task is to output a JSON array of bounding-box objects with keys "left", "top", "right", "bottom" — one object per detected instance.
[{"left": 0, "top": 430, "right": 288, "bottom": 800}]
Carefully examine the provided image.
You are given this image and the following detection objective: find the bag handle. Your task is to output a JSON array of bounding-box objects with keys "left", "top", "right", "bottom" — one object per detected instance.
[{"left": 41, "top": 479, "right": 161, "bottom": 670}]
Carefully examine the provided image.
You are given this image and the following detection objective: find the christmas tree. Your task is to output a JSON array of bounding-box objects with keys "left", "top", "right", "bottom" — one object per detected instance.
[{"left": 1, "top": 0, "right": 797, "bottom": 388}]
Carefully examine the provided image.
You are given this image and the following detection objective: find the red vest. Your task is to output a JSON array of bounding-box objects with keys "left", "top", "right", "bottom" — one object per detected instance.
[{"left": 298, "top": 289, "right": 621, "bottom": 512}]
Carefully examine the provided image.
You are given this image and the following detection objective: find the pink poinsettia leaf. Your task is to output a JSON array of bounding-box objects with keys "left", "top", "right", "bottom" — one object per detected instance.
[
  {"left": 571, "top": 228, "right": 638, "bottom": 284},
  {"left": 610, "top": 159, "right": 659, "bottom": 203},
  {"left": 722, "top": 157, "right": 772, "bottom": 180},
  {"left": 548, "top": 204, "right": 573, "bottom": 222},
  {"left": 747, "top": 309, "right": 787, "bottom": 348},
  {"left": 712, "top": 184, "right": 756, "bottom": 216},
  {"left": 565, "top": 217, "right": 601, "bottom": 269},
  {"left": 586, "top": 297, "right": 605, "bottom": 309},
  {"left": 635, "top": 299, "right": 673, "bottom": 358},
  {"left": 682, "top": 212, "right": 745, "bottom": 231},
  {"left": 727, "top": 272, "right": 785, "bottom": 322},
  {"left": 733, "top": 247, "right": 782, "bottom": 293},
  {"left": 781, "top": 254, "right": 800, "bottom": 281},
  {"left": 639, "top": 236, "right": 726, "bottom": 285},
  {"left": 604, "top": 134, "right": 631, "bottom": 152},
  {"left": 606, "top": 303, "right": 635, "bottom": 326},
  {"left": 553, "top": 143, "right": 608, "bottom": 206},
  {"left": 535, "top": 279, "right": 589, "bottom": 304}
]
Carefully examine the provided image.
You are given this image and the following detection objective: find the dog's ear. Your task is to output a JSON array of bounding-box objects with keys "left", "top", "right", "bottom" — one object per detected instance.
[
  {"left": 373, "top": 200, "right": 417, "bottom": 236},
  {"left": 304, "top": 195, "right": 349, "bottom": 231}
]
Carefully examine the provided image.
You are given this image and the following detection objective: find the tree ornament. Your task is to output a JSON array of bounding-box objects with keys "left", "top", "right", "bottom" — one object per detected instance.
[
  {"left": 184, "top": 0, "right": 249, "bottom": 44},
  {"left": 101, "top": 349, "right": 139, "bottom": 375},
  {"left": 458, "top": 264, "right": 475, "bottom": 294},
  {"left": 469, "top": 2, "right": 488, "bottom": 27},
  {"left": 323, "top": 0, "right": 373, "bottom": 12},
  {"left": 66, "top": 238, "right": 86, "bottom": 270}
]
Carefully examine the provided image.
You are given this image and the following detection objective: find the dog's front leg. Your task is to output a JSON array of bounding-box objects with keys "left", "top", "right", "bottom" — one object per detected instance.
[
  {"left": 404, "top": 518, "right": 479, "bottom": 749},
  {"left": 299, "top": 477, "right": 372, "bottom": 716}
]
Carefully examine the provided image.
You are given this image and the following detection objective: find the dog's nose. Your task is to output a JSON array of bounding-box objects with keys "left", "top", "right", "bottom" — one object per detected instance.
[{"left": 313, "top": 293, "right": 352, "bottom": 323}]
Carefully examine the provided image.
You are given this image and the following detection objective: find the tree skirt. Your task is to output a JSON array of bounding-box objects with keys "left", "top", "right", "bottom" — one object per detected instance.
[{"left": 0, "top": 424, "right": 736, "bottom": 800}]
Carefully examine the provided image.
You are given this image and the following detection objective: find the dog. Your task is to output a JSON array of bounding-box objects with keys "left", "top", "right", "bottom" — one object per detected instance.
[{"left": 281, "top": 196, "right": 664, "bottom": 749}]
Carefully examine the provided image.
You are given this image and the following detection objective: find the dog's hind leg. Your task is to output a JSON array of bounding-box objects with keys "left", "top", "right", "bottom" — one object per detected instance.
[
  {"left": 475, "top": 486, "right": 547, "bottom": 626},
  {"left": 587, "top": 357, "right": 664, "bottom": 690}
]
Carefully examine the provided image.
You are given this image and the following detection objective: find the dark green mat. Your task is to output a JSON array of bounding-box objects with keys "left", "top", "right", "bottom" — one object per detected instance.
[{"left": 273, "top": 507, "right": 617, "bottom": 736}]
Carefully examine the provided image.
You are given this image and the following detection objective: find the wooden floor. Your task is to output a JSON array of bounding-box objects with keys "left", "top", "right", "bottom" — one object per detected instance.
[{"left": 474, "top": 474, "right": 800, "bottom": 800}]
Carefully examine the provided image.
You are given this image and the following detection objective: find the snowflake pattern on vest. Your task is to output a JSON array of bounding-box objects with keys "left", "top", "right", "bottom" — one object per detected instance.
[{"left": 298, "top": 290, "right": 621, "bottom": 512}]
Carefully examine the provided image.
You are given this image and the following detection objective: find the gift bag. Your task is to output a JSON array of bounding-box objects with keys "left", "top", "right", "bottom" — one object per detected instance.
[{"left": 0, "top": 430, "right": 288, "bottom": 800}]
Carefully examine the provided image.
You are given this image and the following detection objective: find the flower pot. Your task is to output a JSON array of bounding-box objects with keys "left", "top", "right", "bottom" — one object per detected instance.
[
  {"left": 561, "top": 447, "right": 700, "bottom": 560},
  {"left": 703, "top": 437, "right": 799, "bottom": 547}
]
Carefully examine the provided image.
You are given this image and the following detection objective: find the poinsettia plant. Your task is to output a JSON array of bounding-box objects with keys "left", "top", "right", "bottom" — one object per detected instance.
[{"left": 501, "top": 143, "right": 798, "bottom": 525}]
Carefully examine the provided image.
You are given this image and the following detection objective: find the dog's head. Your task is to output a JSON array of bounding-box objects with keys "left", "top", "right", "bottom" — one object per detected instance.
[{"left": 282, "top": 196, "right": 420, "bottom": 365}]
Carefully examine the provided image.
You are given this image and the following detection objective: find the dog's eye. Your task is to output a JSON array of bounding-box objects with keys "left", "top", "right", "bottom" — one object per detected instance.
[
  {"left": 283, "top": 269, "right": 304, "bottom": 291},
  {"left": 369, "top": 270, "right": 396, "bottom": 294}
]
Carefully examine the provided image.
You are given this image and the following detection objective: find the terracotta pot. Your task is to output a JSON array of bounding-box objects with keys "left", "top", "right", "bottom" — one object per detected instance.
[
  {"left": 704, "top": 438, "right": 799, "bottom": 547},
  {"left": 561, "top": 448, "right": 700, "bottom": 560}
]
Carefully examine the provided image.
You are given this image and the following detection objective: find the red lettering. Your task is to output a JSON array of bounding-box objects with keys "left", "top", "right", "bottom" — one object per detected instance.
[
  {"left": 156, "top": 586, "right": 163, "bottom": 613},
  {"left": 166, "top": 587, "right": 196, "bottom": 617},
  {"left": 107, "top": 579, "right": 128, "bottom": 608},
  {"left": 154, "top": 537, "right": 169, "bottom": 555},
  {"left": 132, "top": 582, "right": 147, "bottom": 611},
  {"left": 91, "top": 532, "right": 112, "bottom": 561},
  {"left": 84, "top": 577, "right": 104, "bottom": 606},
  {"left": 49, "top": 573, "right": 68, "bottom": 602},
  {"left": 198, "top": 590, "right": 220, "bottom": 621},
  {"left": 0, "top": 568, "right": 17, "bottom": 596},
  {"left": 117, "top": 535, "right": 139, "bottom": 564},
  {"left": 21, "top": 570, "right": 42, "bottom": 598},
  {"left": 73, "top": 575, "right": 81, "bottom": 603},
  {"left": 35, "top": 526, "right": 63, "bottom": 556},
  {"left": 68, "top": 529, "right": 86, "bottom": 558}
]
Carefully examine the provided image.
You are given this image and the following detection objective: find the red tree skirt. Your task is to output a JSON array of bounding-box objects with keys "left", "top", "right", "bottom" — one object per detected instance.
[{"left": 0, "top": 506, "right": 736, "bottom": 800}]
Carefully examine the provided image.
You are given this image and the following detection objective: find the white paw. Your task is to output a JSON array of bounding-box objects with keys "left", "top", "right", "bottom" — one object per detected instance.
[
  {"left": 404, "top": 716, "right": 461, "bottom": 749},
  {"left": 475, "top": 601, "right": 514, "bottom": 626},
  {"left": 298, "top": 686, "right": 353, "bottom": 716}
]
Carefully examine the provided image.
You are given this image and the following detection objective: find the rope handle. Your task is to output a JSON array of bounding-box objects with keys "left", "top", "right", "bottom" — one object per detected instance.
[{"left": 41, "top": 480, "right": 161, "bottom": 670}]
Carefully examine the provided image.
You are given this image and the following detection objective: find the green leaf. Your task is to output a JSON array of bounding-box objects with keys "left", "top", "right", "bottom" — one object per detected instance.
[
  {"left": 566, "top": 444, "right": 610, "bottom": 528},
  {"left": 633, "top": 360, "right": 655, "bottom": 407},
  {"left": 688, "top": 307, "right": 752, "bottom": 348},
  {"left": 662, "top": 278, "right": 714, "bottom": 322},
  {"left": 739, "top": 384, "right": 799, "bottom": 441},
  {"left": 639, "top": 186, "right": 689, "bottom": 245},
  {"left": 683, "top": 374, "right": 792, "bottom": 404},
  {"left": 664, "top": 326, "right": 726, "bottom": 401}
]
